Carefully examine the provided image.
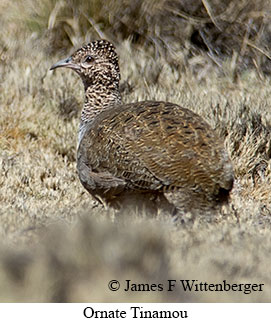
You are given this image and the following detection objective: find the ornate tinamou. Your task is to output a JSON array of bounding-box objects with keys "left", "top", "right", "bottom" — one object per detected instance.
[{"left": 50, "top": 40, "right": 234, "bottom": 216}]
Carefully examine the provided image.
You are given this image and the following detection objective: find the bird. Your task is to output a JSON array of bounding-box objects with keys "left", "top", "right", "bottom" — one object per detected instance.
[{"left": 50, "top": 39, "right": 234, "bottom": 216}]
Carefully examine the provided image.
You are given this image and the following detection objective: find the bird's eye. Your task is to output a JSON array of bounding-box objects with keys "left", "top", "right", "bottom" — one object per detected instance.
[{"left": 84, "top": 55, "right": 94, "bottom": 63}]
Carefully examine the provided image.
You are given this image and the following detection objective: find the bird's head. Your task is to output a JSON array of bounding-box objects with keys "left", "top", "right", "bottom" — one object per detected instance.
[{"left": 50, "top": 39, "right": 120, "bottom": 89}]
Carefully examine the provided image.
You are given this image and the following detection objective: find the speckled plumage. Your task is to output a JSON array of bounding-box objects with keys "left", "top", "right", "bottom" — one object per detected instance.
[{"left": 51, "top": 39, "right": 234, "bottom": 215}]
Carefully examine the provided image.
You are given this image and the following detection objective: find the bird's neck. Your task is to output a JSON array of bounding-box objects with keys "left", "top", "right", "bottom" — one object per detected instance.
[
  {"left": 78, "top": 82, "right": 121, "bottom": 144},
  {"left": 80, "top": 82, "right": 122, "bottom": 124}
]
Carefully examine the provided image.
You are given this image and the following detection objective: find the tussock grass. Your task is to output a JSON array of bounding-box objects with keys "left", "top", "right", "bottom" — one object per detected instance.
[
  {"left": 1, "top": 0, "right": 271, "bottom": 302},
  {"left": 3, "top": 0, "right": 271, "bottom": 75}
]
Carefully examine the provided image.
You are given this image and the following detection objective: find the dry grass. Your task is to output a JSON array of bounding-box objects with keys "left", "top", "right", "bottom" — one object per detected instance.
[{"left": 1, "top": 0, "right": 271, "bottom": 302}]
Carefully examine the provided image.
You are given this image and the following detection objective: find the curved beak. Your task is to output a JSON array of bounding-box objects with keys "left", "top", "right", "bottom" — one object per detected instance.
[{"left": 50, "top": 56, "right": 80, "bottom": 71}]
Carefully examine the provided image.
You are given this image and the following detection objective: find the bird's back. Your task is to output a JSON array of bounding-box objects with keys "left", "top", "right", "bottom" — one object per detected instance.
[{"left": 77, "top": 100, "right": 234, "bottom": 212}]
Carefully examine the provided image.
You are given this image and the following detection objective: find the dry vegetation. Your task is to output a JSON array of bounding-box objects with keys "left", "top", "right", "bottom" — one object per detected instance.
[{"left": 1, "top": 0, "right": 271, "bottom": 302}]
